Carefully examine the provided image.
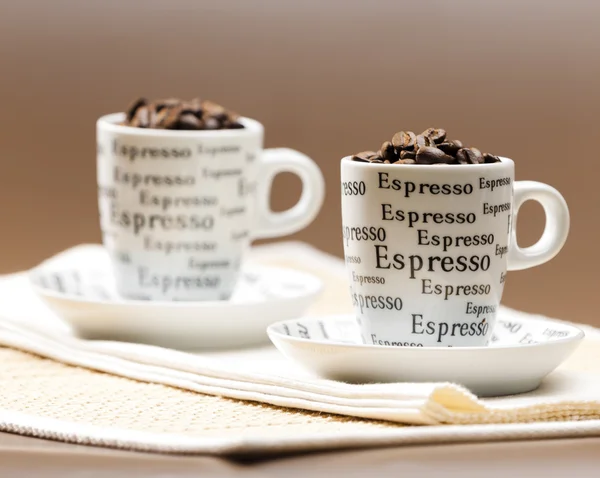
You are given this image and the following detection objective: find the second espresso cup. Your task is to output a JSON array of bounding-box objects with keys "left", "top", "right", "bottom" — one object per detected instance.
[
  {"left": 341, "top": 156, "right": 569, "bottom": 347},
  {"left": 97, "top": 114, "right": 325, "bottom": 301}
]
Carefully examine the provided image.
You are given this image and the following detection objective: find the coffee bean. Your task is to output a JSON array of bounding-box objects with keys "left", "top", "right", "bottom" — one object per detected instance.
[
  {"left": 470, "top": 147, "right": 484, "bottom": 163},
  {"left": 131, "top": 106, "right": 151, "bottom": 128},
  {"left": 155, "top": 105, "right": 182, "bottom": 129},
  {"left": 422, "top": 128, "right": 447, "bottom": 144},
  {"left": 400, "top": 150, "right": 416, "bottom": 159},
  {"left": 177, "top": 113, "right": 203, "bottom": 130},
  {"left": 415, "top": 134, "right": 435, "bottom": 150},
  {"left": 228, "top": 121, "right": 245, "bottom": 129},
  {"left": 204, "top": 117, "right": 221, "bottom": 130},
  {"left": 483, "top": 153, "right": 501, "bottom": 163},
  {"left": 352, "top": 151, "right": 377, "bottom": 162},
  {"left": 380, "top": 141, "right": 398, "bottom": 161},
  {"left": 416, "top": 146, "right": 454, "bottom": 164},
  {"left": 456, "top": 147, "right": 483, "bottom": 164},
  {"left": 391, "top": 131, "right": 416, "bottom": 150},
  {"left": 125, "top": 97, "right": 148, "bottom": 123},
  {"left": 397, "top": 158, "right": 416, "bottom": 165},
  {"left": 455, "top": 149, "right": 469, "bottom": 164},
  {"left": 154, "top": 98, "right": 182, "bottom": 113},
  {"left": 437, "top": 140, "right": 463, "bottom": 156},
  {"left": 369, "top": 153, "right": 384, "bottom": 163}
]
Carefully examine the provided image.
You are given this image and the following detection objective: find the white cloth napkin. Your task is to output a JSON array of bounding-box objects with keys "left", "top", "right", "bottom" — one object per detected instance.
[{"left": 1, "top": 241, "right": 600, "bottom": 427}]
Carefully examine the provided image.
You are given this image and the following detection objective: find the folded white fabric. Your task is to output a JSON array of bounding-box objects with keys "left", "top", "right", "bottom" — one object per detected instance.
[{"left": 0, "top": 242, "right": 599, "bottom": 427}]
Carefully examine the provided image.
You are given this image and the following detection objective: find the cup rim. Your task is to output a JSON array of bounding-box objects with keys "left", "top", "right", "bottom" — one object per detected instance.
[
  {"left": 97, "top": 112, "right": 263, "bottom": 137},
  {"left": 341, "top": 155, "right": 514, "bottom": 169}
]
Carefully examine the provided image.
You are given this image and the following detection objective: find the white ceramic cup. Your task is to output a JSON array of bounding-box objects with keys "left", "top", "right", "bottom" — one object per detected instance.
[
  {"left": 96, "top": 113, "right": 325, "bottom": 301},
  {"left": 340, "top": 156, "right": 569, "bottom": 347}
]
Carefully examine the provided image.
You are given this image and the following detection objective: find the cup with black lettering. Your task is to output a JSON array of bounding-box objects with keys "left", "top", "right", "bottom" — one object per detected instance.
[
  {"left": 340, "top": 156, "right": 569, "bottom": 347},
  {"left": 96, "top": 113, "right": 325, "bottom": 301}
]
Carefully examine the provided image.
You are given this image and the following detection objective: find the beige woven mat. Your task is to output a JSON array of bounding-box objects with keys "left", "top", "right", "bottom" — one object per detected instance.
[{"left": 1, "top": 241, "right": 600, "bottom": 455}]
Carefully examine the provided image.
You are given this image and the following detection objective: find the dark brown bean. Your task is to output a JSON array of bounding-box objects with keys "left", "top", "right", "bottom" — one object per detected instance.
[
  {"left": 352, "top": 151, "right": 377, "bottom": 162},
  {"left": 154, "top": 106, "right": 182, "bottom": 129},
  {"left": 131, "top": 106, "right": 151, "bottom": 128},
  {"left": 400, "top": 150, "right": 416, "bottom": 159},
  {"left": 437, "top": 140, "right": 463, "bottom": 156},
  {"left": 369, "top": 153, "right": 384, "bottom": 163},
  {"left": 483, "top": 153, "right": 502, "bottom": 163},
  {"left": 416, "top": 146, "right": 454, "bottom": 164},
  {"left": 456, "top": 147, "right": 483, "bottom": 164},
  {"left": 177, "top": 113, "right": 203, "bottom": 130},
  {"left": 154, "top": 98, "right": 182, "bottom": 113},
  {"left": 380, "top": 141, "right": 398, "bottom": 161},
  {"left": 125, "top": 97, "right": 148, "bottom": 123},
  {"left": 421, "top": 128, "right": 447, "bottom": 144},
  {"left": 470, "top": 147, "right": 484, "bottom": 163},
  {"left": 391, "top": 131, "right": 416, "bottom": 150},
  {"left": 415, "top": 134, "right": 435, "bottom": 150}
]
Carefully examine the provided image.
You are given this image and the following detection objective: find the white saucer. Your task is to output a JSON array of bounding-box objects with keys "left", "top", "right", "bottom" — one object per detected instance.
[
  {"left": 28, "top": 245, "right": 323, "bottom": 350},
  {"left": 267, "top": 314, "right": 584, "bottom": 396}
]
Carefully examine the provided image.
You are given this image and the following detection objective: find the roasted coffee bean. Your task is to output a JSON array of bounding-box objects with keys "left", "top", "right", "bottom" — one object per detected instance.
[
  {"left": 483, "top": 153, "right": 501, "bottom": 163},
  {"left": 456, "top": 147, "right": 483, "bottom": 164},
  {"left": 204, "top": 117, "right": 221, "bottom": 130},
  {"left": 400, "top": 150, "right": 416, "bottom": 160},
  {"left": 415, "top": 134, "right": 435, "bottom": 150},
  {"left": 455, "top": 148, "right": 469, "bottom": 164},
  {"left": 154, "top": 98, "right": 182, "bottom": 113},
  {"left": 181, "top": 101, "right": 204, "bottom": 120},
  {"left": 380, "top": 141, "right": 397, "bottom": 161},
  {"left": 395, "top": 158, "right": 416, "bottom": 165},
  {"left": 131, "top": 106, "right": 151, "bottom": 128},
  {"left": 469, "top": 147, "right": 484, "bottom": 163},
  {"left": 125, "top": 97, "right": 148, "bottom": 122},
  {"left": 416, "top": 146, "right": 454, "bottom": 164},
  {"left": 421, "top": 128, "right": 447, "bottom": 144},
  {"left": 228, "top": 121, "right": 245, "bottom": 129},
  {"left": 177, "top": 113, "right": 203, "bottom": 130},
  {"left": 369, "top": 153, "right": 384, "bottom": 163},
  {"left": 391, "top": 131, "right": 416, "bottom": 150},
  {"left": 437, "top": 140, "right": 463, "bottom": 156},
  {"left": 155, "top": 105, "right": 182, "bottom": 129},
  {"left": 352, "top": 151, "right": 377, "bottom": 162},
  {"left": 203, "top": 100, "right": 228, "bottom": 121}
]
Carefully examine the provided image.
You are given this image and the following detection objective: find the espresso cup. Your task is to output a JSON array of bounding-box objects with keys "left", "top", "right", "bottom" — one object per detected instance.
[
  {"left": 96, "top": 113, "right": 325, "bottom": 301},
  {"left": 340, "top": 156, "right": 569, "bottom": 347}
]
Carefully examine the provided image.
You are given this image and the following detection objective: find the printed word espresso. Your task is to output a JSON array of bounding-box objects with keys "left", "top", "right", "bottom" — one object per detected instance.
[
  {"left": 137, "top": 267, "right": 220, "bottom": 295},
  {"left": 374, "top": 244, "right": 491, "bottom": 279},
  {"left": 377, "top": 172, "right": 473, "bottom": 197},
  {"left": 369, "top": 314, "right": 490, "bottom": 345}
]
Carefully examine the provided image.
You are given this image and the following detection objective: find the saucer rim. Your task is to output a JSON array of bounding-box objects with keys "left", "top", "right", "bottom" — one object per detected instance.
[
  {"left": 267, "top": 314, "right": 586, "bottom": 352},
  {"left": 28, "top": 263, "right": 324, "bottom": 309}
]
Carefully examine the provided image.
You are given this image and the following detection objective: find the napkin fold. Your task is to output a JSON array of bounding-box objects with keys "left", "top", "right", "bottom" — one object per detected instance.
[{"left": 0, "top": 241, "right": 599, "bottom": 428}]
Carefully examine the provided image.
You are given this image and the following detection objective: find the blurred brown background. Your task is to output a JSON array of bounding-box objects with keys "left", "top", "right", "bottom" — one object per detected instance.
[{"left": 0, "top": 0, "right": 598, "bottom": 324}]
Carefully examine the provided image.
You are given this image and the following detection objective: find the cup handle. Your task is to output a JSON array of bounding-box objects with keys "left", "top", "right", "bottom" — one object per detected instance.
[
  {"left": 253, "top": 148, "right": 325, "bottom": 239},
  {"left": 507, "top": 181, "right": 570, "bottom": 271}
]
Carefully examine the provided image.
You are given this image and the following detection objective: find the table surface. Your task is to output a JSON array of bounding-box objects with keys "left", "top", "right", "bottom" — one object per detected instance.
[{"left": 1, "top": 432, "right": 599, "bottom": 477}]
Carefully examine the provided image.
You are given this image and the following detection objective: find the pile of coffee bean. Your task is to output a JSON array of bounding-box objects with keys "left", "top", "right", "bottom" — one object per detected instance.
[
  {"left": 352, "top": 128, "right": 501, "bottom": 165},
  {"left": 122, "top": 97, "right": 244, "bottom": 130}
]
